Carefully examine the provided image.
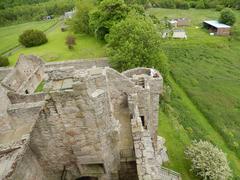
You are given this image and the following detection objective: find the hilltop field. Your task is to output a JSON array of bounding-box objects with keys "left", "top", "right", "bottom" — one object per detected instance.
[{"left": 0, "top": 8, "right": 240, "bottom": 179}]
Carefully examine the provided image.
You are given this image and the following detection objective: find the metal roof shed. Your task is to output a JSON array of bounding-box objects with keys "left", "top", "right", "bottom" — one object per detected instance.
[{"left": 203, "top": 20, "right": 231, "bottom": 36}]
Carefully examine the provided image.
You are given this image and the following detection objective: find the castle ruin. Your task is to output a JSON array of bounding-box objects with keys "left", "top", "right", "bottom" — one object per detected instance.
[{"left": 0, "top": 55, "right": 181, "bottom": 180}]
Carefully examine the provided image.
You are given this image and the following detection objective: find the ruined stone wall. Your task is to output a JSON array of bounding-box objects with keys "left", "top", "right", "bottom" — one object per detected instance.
[
  {"left": 45, "top": 58, "right": 108, "bottom": 70},
  {"left": 122, "top": 68, "right": 163, "bottom": 147},
  {"left": 105, "top": 68, "right": 137, "bottom": 157},
  {"left": 7, "top": 92, "right": 45, "bottom": 104},
  {"left": 29, "top": 68, "right": 121, "bottom": 179},
  {"left": 0, "top": 67, "right": 12, "bottom": 81},
  {"left": 1, "top": 55, "right": 44, "bottom": 94},
  {"left": 0, "top": 135, "right": 45, "bottom": 180},
  {"left": 0, "top": 85, "right": 12, "bottom": 135}
]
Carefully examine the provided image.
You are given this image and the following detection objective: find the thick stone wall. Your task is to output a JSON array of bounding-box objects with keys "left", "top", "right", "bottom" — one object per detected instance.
[
  {"left": 45, "top": 58, "right": 108, "bottom": 70},
  {"left": 0, "top": 135, "right": 45, "bottom": 180},
  {"left": 0, "top": 67, "right": 12, "bottom": 81},
  {"left": 0, "top": 56, "right": 181, "bottom": 180},
  {"left": 1, "top": 55, "right": 44, "bottom": 94}
]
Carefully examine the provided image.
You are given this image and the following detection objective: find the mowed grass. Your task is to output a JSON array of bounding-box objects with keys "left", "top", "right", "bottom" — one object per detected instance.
[
  {"left": 8, "top": 23, "right": 106, "bottom": 65},
  {"left": 0, "top": 20, "right": 57, "bottom": 55},
  {"left": 149, "top": 8, "right": 240, "bottom": 178}
]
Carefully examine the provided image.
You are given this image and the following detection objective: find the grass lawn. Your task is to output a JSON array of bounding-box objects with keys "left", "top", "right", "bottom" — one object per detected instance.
[
  {"left": 149, "top": 8, "right": 240, "bottom": 178},
  {"left": 8, "top": 23, "right": 106, "bottom": 65},
  {"left": 0, "top": 20, "right": 57, "bottom": 55}
]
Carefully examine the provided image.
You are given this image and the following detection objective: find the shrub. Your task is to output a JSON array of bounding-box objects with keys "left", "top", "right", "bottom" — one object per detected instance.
[
  {"left": 204, "top": 0, "right": 218, "bottom": 8},
  {"left": 71, "top": 0, "right": 94, "bottom": 34},
  {"left": 19, "top": 29, "right": 48, "bottom": 47},
  {"left": 107, "top": 12, "right": 169, "bottom": 79},
  {"left": 159, "top": 0, "right": 176, "bottom": 8},
  {"left": 195, "top": 0, "right": 205, "bottom": 9},
  {"left": 65, "top": 35, "right": 76, "bottom": 49},
  {"left": 219, "top": 8, "right": 236, "bottom": 26},
  {"left": 185, "top": 140, "right": 232, "bottom": 180},
  {"left": 216, "top": 5, "right": 224, "bottom": 11},
  {"left": 175, "top": 0, "right": 190, "bottom": 9},
  {"left": 189, "top": 1, "right": 197, "bottom": 8},
  {"left": 0, "top": 56, "right": 9, "bottom": 67}
]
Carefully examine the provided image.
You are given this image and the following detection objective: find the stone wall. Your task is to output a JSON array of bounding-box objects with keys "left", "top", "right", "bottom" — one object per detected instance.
[
  {"left": 0, "top": 135, "right": 45, "bottom": 180},
  {"left": 45, "top": 58, "right": 108, "bottom": 70},
  {"left": 0, "top": 67, "right": 12, "bottom": 81},
  {"left": 0, "top": 56, "right": 181, "bottom": 180},
  {"left": 1, "top": 55, "right": 44, "bottom": 94}
]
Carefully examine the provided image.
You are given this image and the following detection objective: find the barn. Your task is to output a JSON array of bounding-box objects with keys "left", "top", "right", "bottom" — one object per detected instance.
[{"left": 203, "top": 20, "right": 231, "bottom": 36}]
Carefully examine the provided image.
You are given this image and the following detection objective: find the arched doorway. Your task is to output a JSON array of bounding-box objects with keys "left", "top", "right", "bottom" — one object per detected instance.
[{"left": 76, "top": 177, "right": 98, "bottom": 180}]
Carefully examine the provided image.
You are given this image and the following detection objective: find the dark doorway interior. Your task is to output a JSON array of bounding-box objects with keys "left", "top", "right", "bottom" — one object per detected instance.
[
  {"left": 76, "top": 177, "right": 98, "bottom": 180},
  {"left": 140, "top": 116, "right": 147, "bottom": 129}
]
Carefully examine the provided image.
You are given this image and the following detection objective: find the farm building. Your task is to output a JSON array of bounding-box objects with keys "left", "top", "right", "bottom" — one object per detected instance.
[
  {"left": 169, "top": 18, "right": 191, "bottom": 27},
  {"left": 203, "top": 20, "right": 231, "bottom": 36},
  {"left": 64, "top": 10, "right": 75, "bottom": 19},
  {"left": 173, "top": 30, "right": 187, "bottom": 39}
]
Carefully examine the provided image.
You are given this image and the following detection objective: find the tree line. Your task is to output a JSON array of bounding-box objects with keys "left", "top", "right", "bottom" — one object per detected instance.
[
  {"left": 0, "top": 0, "right": 75, "bottom": 26},
  {"left": 140, "top": 0, "right": 240, "bottom": 10},
  {"left": 0, "top": 0, "right": 50, "bottom": 9}
]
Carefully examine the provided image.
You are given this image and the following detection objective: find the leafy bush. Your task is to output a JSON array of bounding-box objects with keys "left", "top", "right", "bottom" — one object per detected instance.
[
  {"left": 19, "top": 29, "right": 48, "bottom": 47},
  {"left": 71, "top": 0, "right": 94, "bottom": 34},
  {"left": 204, "top": 0, "right": 218, "bottom": 8},
  {"left": 189, "top": 1, "right": 197, "bottom": 8},
  {"left": 89, "top": 0, "right": 129, "bottom": 40},
  {"left": 175, "top": 0, "right": 190, "bottom": 9},
  {"left": 216, "top": 4, "right": 224, "bottom": 11},
  {"left": 107, "top": 12, "right": 169, "bottom": 79},
  {"left": 158, "top": 0, "right": 176, "bottom": 8},
  {"left": 0, "top": 56, "right": 9, "bottom": 67},
  {"left": 195, "top": 0, "right": 205, "bottom": 9},
  {"left": 219, "top": 8, "right": 236, "bottom": 26},
  {"left": 65, "top": 35, "right": 76, "bottom": 49},
  {"left": 185, "top": 140, "right": 232, "bottom": 180}
]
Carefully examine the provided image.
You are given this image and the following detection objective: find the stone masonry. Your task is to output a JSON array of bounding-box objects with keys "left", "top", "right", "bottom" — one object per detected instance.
[{"left": 0, "top": 55, "right": 181, "bottom": 180}]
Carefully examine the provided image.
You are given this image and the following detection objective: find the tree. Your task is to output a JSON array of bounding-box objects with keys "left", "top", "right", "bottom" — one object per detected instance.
[
  {"left": 219, "top": 8, "right": 236, "bottom": 26},
  {"left": 195, "top": 0, "right": 205, "bottom": 9},
  {"left": 0, "top": 56, "right": 9, "bottom": 67},
  {"left": 71, "top": 0, "right": 94, "bottom": 34},
  {"left": 19, "top": 29, "right": 48, "bottom": 47},
  {"left": 107, "top": 12, "right": 169, "bottom": 79},
  {"left": 89, "top": 0, "right": 129, "bottom": 40},
  {"left": 65, "top": 35, "right": 76, "bottom": 49},
  {"left": 185, "top": 140, "right": 232, "bottom": 180}
]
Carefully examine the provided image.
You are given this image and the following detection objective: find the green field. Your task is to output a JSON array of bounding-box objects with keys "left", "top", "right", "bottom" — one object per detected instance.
[
  {"left": 0, "top": 20, "right": 57, "bottom": 55},
  {"left": 8, "top": 23, "right": 106, "bottom": 65},
  {"left": 150, "top": 8, "right": 240, "bottom": 179}
]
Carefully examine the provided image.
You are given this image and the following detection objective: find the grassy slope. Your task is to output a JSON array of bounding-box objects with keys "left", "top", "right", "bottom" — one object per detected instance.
[
  {"left": 8, "top": 23, "right": 106, "bottom": 65},
  {"left": 149, "top": 8, "right": 240, "bottom": 178},
  {"left": 0, "top": 20, "right": 57, "bottom": 55}
]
